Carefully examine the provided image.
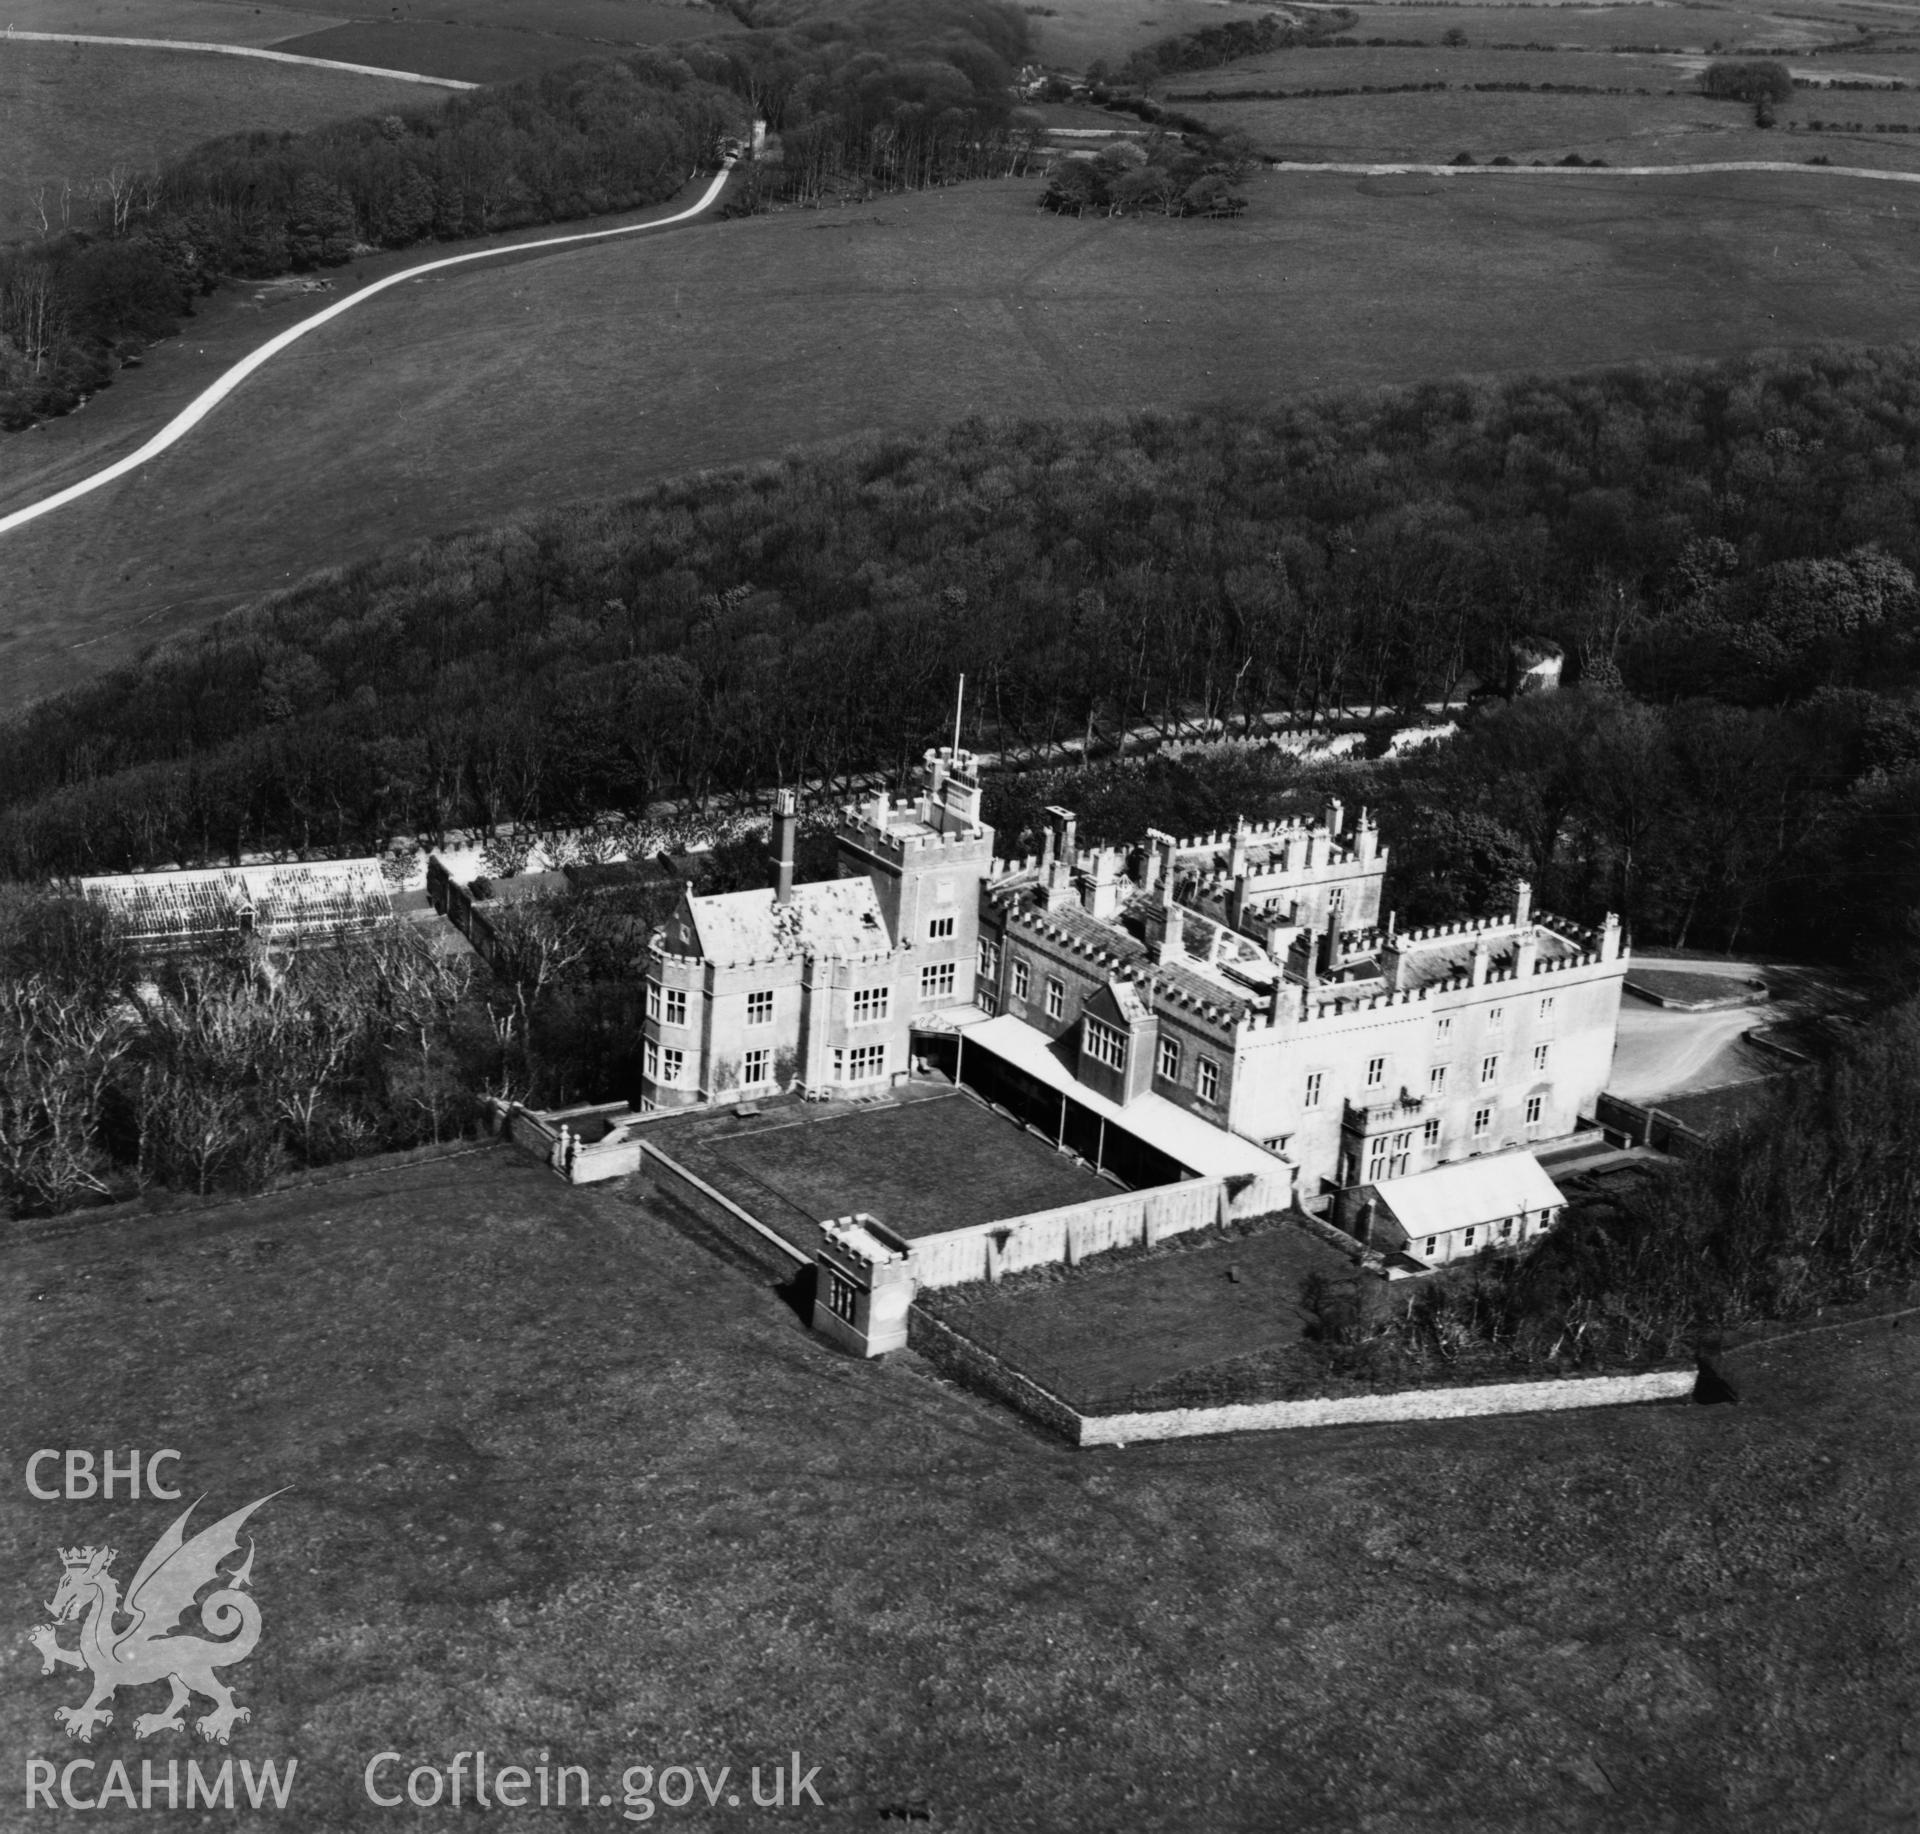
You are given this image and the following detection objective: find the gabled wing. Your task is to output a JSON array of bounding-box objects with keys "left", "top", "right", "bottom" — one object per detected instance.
[{"left": 114, "top": 1490, "right": 285, "bottom": 1655}]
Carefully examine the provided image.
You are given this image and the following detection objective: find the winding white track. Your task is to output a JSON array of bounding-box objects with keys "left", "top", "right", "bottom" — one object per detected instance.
[
  {"left": 5, "top": 151, "right": 1916, "bottom": 540},
  {"left": 0, "top": 162, "right": 736, "bottom": 538},
  {"left": 1274, "top": 156, "right": 1920, "bottom": 181},
  {"left": 3, "top": 29, "right": 479, "bottom": 88}
]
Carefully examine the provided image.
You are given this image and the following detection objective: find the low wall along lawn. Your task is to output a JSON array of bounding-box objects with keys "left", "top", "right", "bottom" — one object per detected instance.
[
  {"left": 1076, "top": 1368, "right": 1697, "bottom": 1444},
  {"left": 908, "top": 1171, "right": 1291, "bottom": 1289}
]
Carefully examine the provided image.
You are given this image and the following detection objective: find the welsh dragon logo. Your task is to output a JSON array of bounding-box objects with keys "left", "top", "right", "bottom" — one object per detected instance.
[{"left": 30, "top": 1492, "right": 282, "bottom": 1745}]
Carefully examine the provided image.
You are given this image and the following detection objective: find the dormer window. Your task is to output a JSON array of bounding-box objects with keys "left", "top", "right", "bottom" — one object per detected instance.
[{"left": 1084, "top": 1018, "right": 1126, "bottom": 1071}]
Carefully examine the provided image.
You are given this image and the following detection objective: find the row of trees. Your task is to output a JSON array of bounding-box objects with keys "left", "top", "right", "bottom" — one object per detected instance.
[
  {"left": 0, "top": 56, "right": 734, "bottom": 428},
  {"left": 8, "top": 348, "right": 1920, "bottom": 892},
  {"left": 1087, "top": 7, "right": 1355, "bottom": 91},
  {"left": 733, "top": 116, "right": 1042, "bottom": 211}
]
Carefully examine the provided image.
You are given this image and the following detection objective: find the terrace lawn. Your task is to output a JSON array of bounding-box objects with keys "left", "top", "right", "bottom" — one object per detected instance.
[
  {"left": 926, "top": 1217, "right": 1365, "bottom": 1406},
  {"left": 4, "top": 1142, "right": 1914, "bottom": 1829},
  {"left": 648, "top": 1088, "right": 1116, "bottom": 1249},
  {"left": 1626, "top": 966, "right": 1767, "bottom": 1006}
]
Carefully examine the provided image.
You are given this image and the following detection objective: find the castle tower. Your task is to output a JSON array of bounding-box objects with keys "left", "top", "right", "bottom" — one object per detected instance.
[{"left": 833, "top": 746, "right": 995, "bottom": 1006}]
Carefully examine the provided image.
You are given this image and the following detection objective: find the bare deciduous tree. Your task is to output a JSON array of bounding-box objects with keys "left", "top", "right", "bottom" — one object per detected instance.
[{"left": 0, "top": 977, "right": 130, "bottom": 1215}]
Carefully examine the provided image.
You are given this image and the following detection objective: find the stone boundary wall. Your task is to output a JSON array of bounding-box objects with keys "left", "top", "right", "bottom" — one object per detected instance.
[
  {"left": 643, "top": 1144, "right": 812, "bottom": 1269},
  {"left": 1595, "top": 1091, "right": 1707, "bottom": 1156},
  {"left": 486, "top": 1099, "right": 646, "bottom": 1184},
  {"left": 1285, "top": 1202, "right": 1378, "bottom": 1267},
  {"left": 907, "top": 1307, "right": 1083, "bottom": 1441},
  {"left": 1075, "top": 1368, "right": 1695, "bottom": 1444},
  {"left": 909, "top": 1297, "right": 1693, "bottom": 1443}
]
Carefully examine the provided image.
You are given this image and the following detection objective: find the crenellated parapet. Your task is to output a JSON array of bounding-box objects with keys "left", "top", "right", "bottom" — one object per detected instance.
[
  {"left": 839, "top": 802, "right": 993, "bottom": 863},
  {"left": 837, "top": 746, "right": 991, "bottom": 863},
  {"left": 646, "top": 937, "right": 899, "bottom": 979},
  {"left": 1170, "top": 817, "right": 1317, "bottom": 854},
  {"left": 1390, "top": 913, "right": 1525, "bottom": 948},
  {"left": 1146, "top": 974, "right": 1245, "bottom": 1032}
]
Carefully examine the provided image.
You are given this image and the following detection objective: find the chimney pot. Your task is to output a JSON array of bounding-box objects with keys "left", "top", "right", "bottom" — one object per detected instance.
[{"left": 773, "top": 788, "right": 798, "bottom": 904}]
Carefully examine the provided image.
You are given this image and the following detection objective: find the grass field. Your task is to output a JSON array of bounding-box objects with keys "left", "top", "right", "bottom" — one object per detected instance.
[
  {"left": 1331, "top": 1, "right": 1859, "bottom": 50},
  {"left": 927, "top": 1216, "right": 1362, "bottom": 1405},
  {"left": 1023, "top": 0, "right": 1284, "bottom": 71},
  {"left": 687, "top": 1092, "right": 1117, "bottom": 1244},
  {"left": 0, "top": 40, "right": 452, "bottom": 239},
  {"left": 1168, "top": 43, "right": 1698, "bottom": 86},
  {"left": 1171, "top": 41, "right": 1920, "bottom": 164},
  {"left": 8, "top": 164, "right": 1920, "bottom": 711},
  {"left": 12, "top": 0, "right": 733, "bottom": 44},
  {"left": 1199, "top": 84, "right": 1744, "bottom": 163},
  {"left": 8, "top": 0, "right": 346, "bottom": 46},
  {"left": 5, "top": 1143, "right": 1915, "bottom": 1829},
  {"left": 274, "top": 11, "right": 730, "bottom": 84}
]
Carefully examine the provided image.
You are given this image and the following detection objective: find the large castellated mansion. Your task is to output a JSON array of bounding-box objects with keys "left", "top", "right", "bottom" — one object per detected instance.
[{"left": 641, "top": 747, "right": 1627, "bottom": 1263}]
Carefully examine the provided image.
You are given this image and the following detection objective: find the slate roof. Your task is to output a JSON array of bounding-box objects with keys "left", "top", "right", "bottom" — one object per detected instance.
[
  {"left": 1368, "top": 1151, "right": 1566, "bottom": 1245},
  {"left": 1146, "top": 959, "right": 1256, "bottom": 1023},
  {"left": 686, "top": 878, "right": 892, "bottom": 964},
  {"left": 1105, "top": 978, "right": 1154, "bottom": 1025},
  {"left": 1393, "top": 929, "right": 1582, "bottom": 991},
  {"left": 1003, "top": 895, "right": 1150, "bottom": 967}
]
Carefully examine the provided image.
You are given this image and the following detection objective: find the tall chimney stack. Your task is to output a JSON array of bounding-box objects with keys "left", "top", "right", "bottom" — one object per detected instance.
[
  {"left": 1318, "top": 908, "right": 1341, "bottom": 977},
  {"left": 773, "top": 787, "right": 798, "bottom": 905},
  {"left": 1160, "top": 901, "right": 1186, "bottom": 963}
]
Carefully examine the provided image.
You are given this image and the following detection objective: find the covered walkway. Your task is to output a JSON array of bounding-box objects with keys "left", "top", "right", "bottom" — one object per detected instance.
[{"left": 924, "top": 1013, "right": 1293, "bottom": 1195}]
